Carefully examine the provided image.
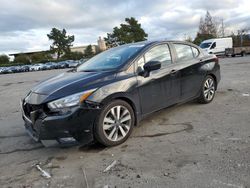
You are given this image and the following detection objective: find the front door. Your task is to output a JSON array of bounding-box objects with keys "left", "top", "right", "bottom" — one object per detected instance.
[{"left": 136, "top": 44, "right": 180, "bottom": 115}]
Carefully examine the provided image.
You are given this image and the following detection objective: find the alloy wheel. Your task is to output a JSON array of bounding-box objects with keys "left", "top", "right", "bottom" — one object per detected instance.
[
  {"left": 203, "top": 78, "right": 215, "bottom": 101},
  {"left": 103, "top": 105, "right": 132, "bottom": 142}
]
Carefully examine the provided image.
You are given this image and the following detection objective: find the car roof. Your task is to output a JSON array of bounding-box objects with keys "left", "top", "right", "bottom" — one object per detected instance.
[{"left": 121, "top": 40, "right": 198, "bottom": 48}]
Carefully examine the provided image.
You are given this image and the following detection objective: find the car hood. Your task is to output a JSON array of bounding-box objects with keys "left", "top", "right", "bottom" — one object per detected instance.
[{"left": 28, "top": 70, "right": 116, "bottom": 104}]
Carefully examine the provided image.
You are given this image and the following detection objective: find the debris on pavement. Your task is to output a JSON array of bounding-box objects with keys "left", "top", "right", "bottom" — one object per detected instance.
[
  {"left": 35, "top": 164, "right": 51, "bottom": 179},
  {"left": 103, "top": 160, "right": 117, "bottom": 172},
  {"left": 81, "top": 167, "right": 89, "bottom": 188},
  {"left": 242, "top": 93, "right": 249, "bottom": 97},
  {"left": 164, "top": 172, "right": 170, "bottom": 176}
]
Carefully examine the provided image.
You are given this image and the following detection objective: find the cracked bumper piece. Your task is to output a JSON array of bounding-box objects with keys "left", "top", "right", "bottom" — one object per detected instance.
[{"left": 21, "top": 100, "right": 100, "bottom": 146}]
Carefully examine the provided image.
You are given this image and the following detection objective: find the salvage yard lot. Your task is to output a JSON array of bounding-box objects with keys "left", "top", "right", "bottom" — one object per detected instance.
[{"left": 0, "top": 57, "right": 250, "bottom": 188}]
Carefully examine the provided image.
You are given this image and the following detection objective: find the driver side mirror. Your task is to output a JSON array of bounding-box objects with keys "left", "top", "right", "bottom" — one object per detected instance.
[
  {"left": 144, "top": 61, "right": 161, "bottom": 72},
  {"left": 139, "top": 61, "right": 161, "bottom": 77}
]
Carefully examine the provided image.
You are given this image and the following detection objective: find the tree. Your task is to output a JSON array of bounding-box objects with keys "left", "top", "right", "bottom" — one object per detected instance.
[
  {"left": 30, "top": 52, "right": 51, "bottom": 63},
  {"left": 0, "top": 54, "right": 9, "bottom": 64},
  {"left": 14, "top": 54, "right": 30, "bottom": 64},
  {"left": 193, "top": 11, "right": 218, "bottom": 45},
  {"left": 63, "top": 51, "right": 84, "bottom": 60},
  {"left": 105, "top": 17, "right": 148, "bottom": 48},
  {"left": 193, "top": 33, "right": 215, "bottom": 45},
  {"left": 184, "top": 34, "right": 193, "bottom": 43},
  {"left": 47, "top": 28, "right": 75, "bottom": 59},
  {"left": 84, "top": 45, "right": 94, "bottom": 58}
]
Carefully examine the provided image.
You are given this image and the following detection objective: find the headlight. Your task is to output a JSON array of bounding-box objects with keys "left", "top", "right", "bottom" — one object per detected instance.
[{"left": 47, "top": 89, "right": 96, "bottom": 110}]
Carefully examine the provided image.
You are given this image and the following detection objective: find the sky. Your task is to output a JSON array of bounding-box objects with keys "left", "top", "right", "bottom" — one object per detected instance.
[{"left": 0, "top": 0, "right": 250, "bottom": 55}]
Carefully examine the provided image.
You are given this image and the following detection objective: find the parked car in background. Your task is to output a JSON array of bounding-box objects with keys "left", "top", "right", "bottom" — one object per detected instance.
[
  {"left": 44, "top": 62, "right": 55, "bottom": 70},
  {"left": 57, "top": 61, "right": 69, "bottom": 69},
  {"left": 78, "top": 58, "right": 89, "bottom": 66},
  {"left": 0, "top": 67, "right": 5, "bottom": 74},
  {"left": 21, "top": 65, "right": 30, "bottom": 72},
  {"left": 15, "top": 66, "right": 24, "bottom": 73},
  {"left": 0, "top": 67, "right": 9, "bottom": 74},
  {"left": 200, "top": 37, "right": 233, "bottom": 55},
  {"left": 21, "top": 40, "right": 220, "bottom": 147},
  {"left": 29, "top": 64, "right": 45, "bottom": 71},
  {"left": 66, "top": 60, "right": 79, "bottom": 68},
  {"left": 8, "top": 66, "right": 19, "bottom": 73}
]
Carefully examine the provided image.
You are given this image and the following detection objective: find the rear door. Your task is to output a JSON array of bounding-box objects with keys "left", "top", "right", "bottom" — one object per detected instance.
[
  {"left": 136, "top": 43, "right": 180, "bottom": 115},
  {"left": 171, "top": 43, "right": 204, "bottom": 101}
]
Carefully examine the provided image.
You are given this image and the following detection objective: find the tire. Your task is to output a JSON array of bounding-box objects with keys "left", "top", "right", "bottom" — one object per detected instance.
[
  {"left": 94, "top": 100, "right": 135, "bottom": 146},
  {"left": 241, "top": 51, "right": 246, "bottom": 57},
  {"left": 198, "top": 75, "right": 216, "bottom": 104}
]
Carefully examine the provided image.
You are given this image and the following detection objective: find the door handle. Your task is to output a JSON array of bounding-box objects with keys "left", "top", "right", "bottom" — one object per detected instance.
[{"left": 170, "top": 69, "right": 178, "bottom": 75}]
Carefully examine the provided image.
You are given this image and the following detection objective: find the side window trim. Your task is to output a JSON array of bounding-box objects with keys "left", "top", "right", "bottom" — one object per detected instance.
[{"left": 191, "top": 46, "right": 200, "bottom": 58}]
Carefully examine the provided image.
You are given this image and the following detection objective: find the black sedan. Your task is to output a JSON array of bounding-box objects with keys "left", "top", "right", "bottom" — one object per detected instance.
[{"left": 21, "top": 40, "right": 220, "bottom": 146}]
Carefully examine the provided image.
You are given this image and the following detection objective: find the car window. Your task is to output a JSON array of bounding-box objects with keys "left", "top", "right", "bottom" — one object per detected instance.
[
  {"left": 191, "top": 47, "right": 200, "bottom": 57},
  {"left": 210, "top": 42, "right": 216, "bottom": 49},
  {"left": 200, "top": 42, "right": 212, "bottom": 49},
  {"left": 137, "top": 44, "right": 172, "bottom": 71},
  {"left": 77, "top": 44, "right": 144, "bottom": 71},
  {"left": 174, "top": 44, "right": 194, "bottom": 61},
  {"left": 144, "top": 44, "right": 172, "bottom": 67}
]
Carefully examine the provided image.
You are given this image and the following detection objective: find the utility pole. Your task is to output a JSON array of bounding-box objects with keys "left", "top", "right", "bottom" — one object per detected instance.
[{"left": 221, "top": 19, "right": 225, "bottom": 37}]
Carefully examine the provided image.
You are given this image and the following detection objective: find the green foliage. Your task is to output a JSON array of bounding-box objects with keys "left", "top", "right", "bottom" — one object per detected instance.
[
  {"left": 84, "top": 45, "right": 94, "bottom": 58},
  {"left": 62, "top": 51, "right": 84, "bottom": 60},
  {"left": 30, "top": 52, "right": 52, "bottom": 63},
  {"left": 193, "top": 11, "right": 217, "bottom": 45},
  {"left": 193, "top": 33, "right": 215, "bottom": 45},
  {"left": 105, "top": 17, "right": 148, "bottom": 48},
  {"left": 47, "top": 28, "right": 75, "bottom": 59},
  {"left": 14, "top": 54, "right": 30, "bottom": 64},
  {"left": 0, "top": 54, "right": 9, "bottom": 64}
]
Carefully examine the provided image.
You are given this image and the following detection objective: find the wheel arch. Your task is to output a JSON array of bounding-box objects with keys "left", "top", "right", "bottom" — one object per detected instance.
[
  {"left": 111, "top": 96, "right": 138, "bottom": 126},
  {"left": 99, "top": 93, "right": 138, "bottom": 126}
]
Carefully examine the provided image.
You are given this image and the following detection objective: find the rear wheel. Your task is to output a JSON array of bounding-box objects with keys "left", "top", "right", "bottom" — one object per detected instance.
[
  {"left": 94, "top": 100, "right": 135, "bottom": 146},
  {"left": 198, "top": 75, "right": 216, "bottom": 104},
  {"left": 241, "top": 51, "right": 246, "bottom": 57}
]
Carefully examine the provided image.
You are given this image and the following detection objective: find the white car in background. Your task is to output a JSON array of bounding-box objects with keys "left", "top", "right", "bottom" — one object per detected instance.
[
  {"left": 0, "top": 67, "right": 5, "bottom": 74},
  {"left": 29, "top": 64, "right": 44, "bottom": 71}
]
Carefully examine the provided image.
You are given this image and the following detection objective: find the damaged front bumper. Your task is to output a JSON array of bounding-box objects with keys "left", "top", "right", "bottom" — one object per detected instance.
[{"left": 20, "top": 100, "right": 101, "bottom": 146}]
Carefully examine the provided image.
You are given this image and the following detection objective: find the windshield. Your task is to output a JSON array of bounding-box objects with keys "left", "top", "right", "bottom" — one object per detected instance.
[
  {"left": 77, "top": 44, "right": 144, "bottom": 72},
  {"left": 200, "top": 42, "right": 212, "bottom": 49}
]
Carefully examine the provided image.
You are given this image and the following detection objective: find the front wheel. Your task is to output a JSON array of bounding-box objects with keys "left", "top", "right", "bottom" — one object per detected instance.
[
  {"left": 94, "top": 100, "right": 135, "bottom": 146},
  {"left": 198, "top": 75, "right": 216, "bottom": 104}
]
